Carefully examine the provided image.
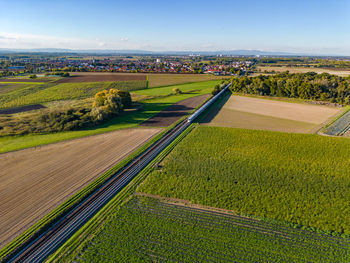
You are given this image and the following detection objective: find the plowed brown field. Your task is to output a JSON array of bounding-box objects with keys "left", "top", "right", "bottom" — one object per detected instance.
[
  {"left": 0, "top": 127, "right": 160, "bottom": 248},
  {"left": 141, "top": 94, "right": 210, "bottom": 127},
  {"left": 55, "top": 72, "right": 146, "bottom": 83}
]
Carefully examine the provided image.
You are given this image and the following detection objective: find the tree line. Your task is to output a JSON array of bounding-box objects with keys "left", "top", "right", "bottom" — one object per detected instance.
[{"left": 230, "top": 72, "right": 350, "bottom": 104}]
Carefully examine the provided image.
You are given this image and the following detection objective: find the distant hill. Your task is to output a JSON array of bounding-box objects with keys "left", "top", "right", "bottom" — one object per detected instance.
[{"left": 0, "top": 48, "right": 340, "bottom": 57}]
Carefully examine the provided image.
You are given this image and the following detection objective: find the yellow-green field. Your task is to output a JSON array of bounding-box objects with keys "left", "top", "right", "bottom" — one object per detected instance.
[
  {"left": 147, "top": 73, "right": 230, "bottom": 87},
  {"left": 257, "top": 66, "right": 350, "bottom": 76}
]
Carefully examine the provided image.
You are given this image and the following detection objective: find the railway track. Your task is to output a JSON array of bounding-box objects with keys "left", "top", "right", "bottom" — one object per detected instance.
[{"left": 6, "top": 83, "right": 230, "bottom": 263}]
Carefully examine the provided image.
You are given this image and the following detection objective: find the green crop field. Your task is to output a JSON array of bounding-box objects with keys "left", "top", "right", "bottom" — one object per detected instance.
[
  {"left": 133, "top": 79, "right": 220, "bottom": 97},
  {"left": 139, "top": 126, "right": 350, "bottom": 234},
  {"left": 0, "top": 80, "right": 146, "bottom": 109},
  {"left": 0, "top": 83, "right": 36, "bottom": 94},
  {"left": 57, "top": 195, "right": 350, "bottom": 262},
  {"left": 147, "top": 73, "right": 230, "bottom": 87},
  {"left": 0, "top": 80, "right": 221, "bottom": 153}
]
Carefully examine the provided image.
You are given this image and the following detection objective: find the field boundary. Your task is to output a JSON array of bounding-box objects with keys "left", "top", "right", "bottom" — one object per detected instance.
[{"left": 46, "top": 123, "right": 197, "bottom": 262}]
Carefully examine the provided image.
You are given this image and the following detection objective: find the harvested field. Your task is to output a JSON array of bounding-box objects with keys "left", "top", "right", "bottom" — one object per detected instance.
[
  {"left": 202, "top": 95, "right": 341, "bottom": 133},
  {"left": 55, "top": 72, "right": 146, "bottom": 83},
  {"left": 0, "top": 104, "right": 45, "bottom": 115},
  {"left": 0, "top": 127, "right": 160, "bottom": 248},
  {"left": 141, "top": 94, "right": 210, "bottom": 127},
  {"left": 257, "top": 66, "right": 350, "bottom": 76}
]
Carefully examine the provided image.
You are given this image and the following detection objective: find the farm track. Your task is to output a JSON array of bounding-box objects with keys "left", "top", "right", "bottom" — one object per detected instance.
[{"left": 5, "top": 84, "right": 230, "bottom": 262}]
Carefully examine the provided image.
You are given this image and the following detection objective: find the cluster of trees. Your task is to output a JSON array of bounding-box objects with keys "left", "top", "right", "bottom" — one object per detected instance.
[
  {"left": 212, "top": 81, "right": 230, "bottom": 95},
  {"left": 91, "top": 89, "right": 131, "bottom": 121},
  {"left": 256, "top": 57, "right": 350, "bottom": 69},
  {"left": 0, "top": 71, "right": 16, "bottom": 78},
  {"left": 231, "top": 72, "right": 350, "bottom": 104},
  {"left": 0, "top": 89, "right": 132, "bottom": 136},
  {"left": 46, "top": 72, "right": 70, "bottom": 77}
]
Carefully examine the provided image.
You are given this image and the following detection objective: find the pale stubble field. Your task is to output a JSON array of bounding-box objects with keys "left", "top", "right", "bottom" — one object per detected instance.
[{"left": 0, "top": 127, "right": 161, "bottom": 248}]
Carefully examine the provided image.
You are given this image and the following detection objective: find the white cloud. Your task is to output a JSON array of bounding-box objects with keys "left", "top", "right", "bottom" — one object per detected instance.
[{"left": 0, "top": 32, "right": 138, "bottom": 50}]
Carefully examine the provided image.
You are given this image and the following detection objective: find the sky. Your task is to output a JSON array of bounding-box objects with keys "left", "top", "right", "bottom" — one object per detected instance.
[{"left": 0, "top": 0, "right": 350, "bottom": 55}]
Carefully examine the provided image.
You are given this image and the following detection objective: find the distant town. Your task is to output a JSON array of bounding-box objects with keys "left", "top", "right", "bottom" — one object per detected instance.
[{"left": 0, "top": 54, "right": 254, "bottom": 77}]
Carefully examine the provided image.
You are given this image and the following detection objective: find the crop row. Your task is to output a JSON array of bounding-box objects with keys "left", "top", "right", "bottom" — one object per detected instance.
[
  {"left": 129, "top": 200, "right": 350, "bottom": 249},
  {"left": 71, "top": 196, "right": 350, "bottom": 262},
  {"left": 324, "top": 109, "right": 350, "bottom": 136}
]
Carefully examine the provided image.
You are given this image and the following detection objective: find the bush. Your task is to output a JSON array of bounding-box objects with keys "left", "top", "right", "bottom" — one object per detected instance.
[
  {"left": 173, "top": 88, "right": 182, "bottom": 94},
  {"left": 110, "top": 89, "right": 132, "bottom": 109},
  {"left": 29, "top": 74, "right": 37, "bottom": 79}
]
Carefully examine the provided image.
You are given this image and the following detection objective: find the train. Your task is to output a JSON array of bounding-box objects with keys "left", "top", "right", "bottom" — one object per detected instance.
[{"left": 187, "top": 83, "right": 231, "bottom": 123}]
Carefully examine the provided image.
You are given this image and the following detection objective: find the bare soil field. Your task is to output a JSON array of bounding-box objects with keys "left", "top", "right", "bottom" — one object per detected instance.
[
  {"left": 55, "top": 72, "right": 147, "bottom": 83},
  {"left": 202, "top": 95, "right": 342, "bottom": 133},
  {"left": 0, "top": 127, "right": 160, "bottom": 248},
  {"left": 55, "top": 72, "right": 228, "bottom": 87},
  {"left": 257, "top": 66, "right": 350, "bottom": 76},
  {"left": 0, "top": 104, "right": 45, "bottom": 115},
  {"left": 0, "top": 78, "right": 53, "bottom": 83},
  {"left": 141, "top": 94, "right": 210, "bottom": 127}
]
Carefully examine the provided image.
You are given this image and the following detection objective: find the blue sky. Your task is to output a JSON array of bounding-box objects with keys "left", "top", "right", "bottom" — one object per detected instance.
[{"left": 0, "top": 0, "right": 349, "bottom": 55}]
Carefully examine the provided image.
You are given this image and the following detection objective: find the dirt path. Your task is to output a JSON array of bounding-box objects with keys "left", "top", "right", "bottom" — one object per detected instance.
[
  {"left": 141, "top": 94, "right": 210, "bottom": 127},
  {"left": 0, "top": 128, "right": 161, "bottom": 248}
]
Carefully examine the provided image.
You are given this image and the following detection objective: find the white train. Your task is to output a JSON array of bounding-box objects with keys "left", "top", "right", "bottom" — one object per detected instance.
[{"left": 187, "top": 83, "right": 231, "bottom": 123}]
